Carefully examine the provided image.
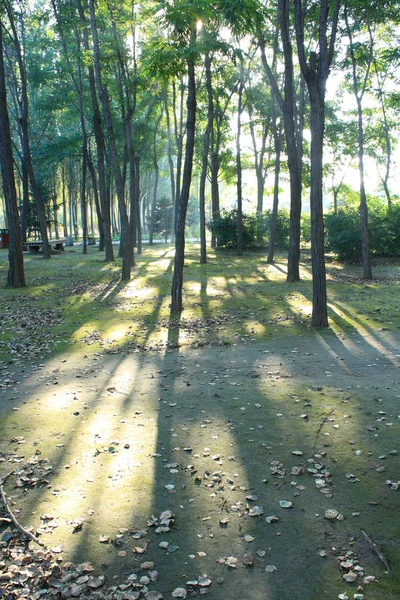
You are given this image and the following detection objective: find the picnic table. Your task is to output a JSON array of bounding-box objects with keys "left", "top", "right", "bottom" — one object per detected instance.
[{"left": 24, "top": 239, "right": 66, "bottom": 253}]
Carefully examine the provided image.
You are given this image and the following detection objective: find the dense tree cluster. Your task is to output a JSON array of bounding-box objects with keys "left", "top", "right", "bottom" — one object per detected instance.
[{"left": 0, "top": 0, "right": 399, "bottom": 325}]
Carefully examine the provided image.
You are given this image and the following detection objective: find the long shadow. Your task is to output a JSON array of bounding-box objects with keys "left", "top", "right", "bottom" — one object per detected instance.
[{"left": 1, "top": 246, "right": 400, "bottom": 599}]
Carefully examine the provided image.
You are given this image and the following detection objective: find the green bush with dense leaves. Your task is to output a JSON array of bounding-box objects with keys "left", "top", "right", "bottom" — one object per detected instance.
[
  {"left": 208, "top": 209, "right": 290, "bottom": 250},
  {"left": 325, "top": 202, "right": 400, "bottom": 260}
]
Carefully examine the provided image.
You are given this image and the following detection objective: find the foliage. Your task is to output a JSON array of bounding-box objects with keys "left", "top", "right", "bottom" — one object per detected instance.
[
  {"left": 150, "top": 196, "right": 174, "bottom": 242},
  {"left": 325, "top": 202, "right": 400, "bottom": 260},
  {"left": 208, "top": 208, "right": 290, "bottom": 250},
  {"left": 301, "top": 213, "right": 311, "bottom": 244}
]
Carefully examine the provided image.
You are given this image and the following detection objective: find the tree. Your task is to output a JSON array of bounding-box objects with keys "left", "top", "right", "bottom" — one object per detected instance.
[
  {"left": 75, "top": 0, "right": 114, "bottom": 262},
  {"left": 294, "top": 0, "right": 341, "bottom": 327},
  {"left": 258, "top": 1, "right": 304, "bottom": 283},
  {"left": 344, "top": 0, "right": 373, "bottom": 279},
  {"left": 4, "top": 0, "right": 51, "bottom": 258},
  {"left": 171, "top": 25, "right": 197, "bottom": 311},
  {"left": 89, "top": 0, "right": 131, "bottom": 280},
  {"left": 0, "top": 13, "right": 25, "bottom": 287}
]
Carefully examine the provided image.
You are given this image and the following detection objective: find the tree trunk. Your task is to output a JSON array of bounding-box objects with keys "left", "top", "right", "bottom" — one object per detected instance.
[
  {"left": 134, "top": 156, "right": 142, "bottom": 254},
  {"left": 62, "top": 164, "right": 68, "bottom": 238},
  {"left": 199, "top": 52, "right": 214, "bottom": 264},
  {"left": 5, "top": 2, "right": 50, "bottom": 258},
  {"left": 173, "top": 80, "right": 184, "bottom": 234},
  {"left": 0, "top": 20, "right": 25, "bottom": 287},
  {"left": 236, "top": 65, "right": 244, "bottom": 256},
  {"left": 357, "top": 97, "right": 372, "bottom": 279},
  {"left": 171, "top": 28, "right": 197, "bottom": 312},
  {"left": 89, "top": 0, "right": 131, "bottom": 280},
  {"left": 294, "top": 0, "right": 341, "bottom": 327},
  {"left": 258, "top": 4, "right": 302, "bottom": 282},
  {"left": 268, "top": 108, "right": 282, "bottom": 264},
  {"left": 163, "top": 91, "right": 176, "bottom": 220},
  {"left": 76, "top": 0, "right": 114, "bottom": 262},
  {"left": 20, "top": 161, "right": 29, "bottom": 242},
  {"left": 149, "top": 110, "right": 162, "bottom": 245},
  {"left": 345, "top": 3, "right": 372, "bottom": 279},
  {"left": 308, "top": 85, "right": 328, "bottom": 327}
]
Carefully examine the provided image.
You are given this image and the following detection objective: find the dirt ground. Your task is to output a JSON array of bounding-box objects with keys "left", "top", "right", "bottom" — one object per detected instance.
[{"left": 1, "top": 323, "right": 400, "bottom": 599}]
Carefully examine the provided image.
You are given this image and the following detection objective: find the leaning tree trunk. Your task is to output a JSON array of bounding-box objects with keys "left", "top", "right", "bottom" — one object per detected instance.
[
  {"left": 0, "top": 21, "right": 25, "bottom": 287},
  {"left": 171, "top": 28, "right": 197, "bottom": 312}
]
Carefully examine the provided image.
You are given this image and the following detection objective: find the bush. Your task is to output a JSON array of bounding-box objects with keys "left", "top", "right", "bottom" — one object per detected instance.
[
  {"left": 325, "top": 202, "right": 400, "bottom": 260},
  {"left": 208, "top": 209, "right": 290, "bottom": 250}
]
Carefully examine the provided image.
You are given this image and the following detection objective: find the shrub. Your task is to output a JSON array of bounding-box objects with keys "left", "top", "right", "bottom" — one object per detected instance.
[
  {"left": 325, "top": 202, "right": 400, "bottom": 260},
  {"left": 208, "top": 208, "right": 290, "bottom": 250}
]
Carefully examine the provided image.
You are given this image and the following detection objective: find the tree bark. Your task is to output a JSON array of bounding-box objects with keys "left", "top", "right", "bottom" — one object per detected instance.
[
  {"left": 0, "top": 20, "right": 25, "bottom": 287},
  {"left": 5, "top": 2, "right": 50, "bottom": 258},
  {"left": 268, "top": 101, "right": 282, "bottom": 264},
  {"left": 258, "top": 9, "right": 302, "bottom": 282},
  {"left": 89, "top": 0, "right": 131, "bottom": 280},
  {"left": 294, "top": 0, "right": 341, "bottom": 327},
  {"left": 149, "top": 110, "right": 163, "bottom": 245},
  {"left": 236, "top": 61, "right": 244, "bottom": 256},
  {"left": 75, "top": 0, "right": 114, "bottom": 262},
  {"left": 199, "top": 52, "right": 214, "bottom": 264},
  {"left": 171, "top": 28, "right": 197, "bottom": 312},
  {"left": 345, "top": 2, "right": 372, "bottom": 279},
  {"left": 163, "top": 90, "right": 176, "bottom": 234}
]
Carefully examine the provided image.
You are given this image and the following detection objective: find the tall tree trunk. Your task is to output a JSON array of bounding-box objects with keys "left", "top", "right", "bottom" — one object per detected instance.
[
  {"left": 75, "top": 0, "right": 113, "bottom": 262},
  {"left": 308, "top": 84, "right": 328, "bottom": 326},
  {"left": 356, "top": 96, "right": 372, "bottom": 279},
  {"left": 294, "top": 0, "right": 341, "bottom": 327},
  {"left": 345, "top": 3, "right": 372, "bottom": 279},
  {"left": 20, "top": 161, "right": 29, "bottom": 242},
  {"left": 268, "top": 105, "right": 282, "bottom": 264},
  {"left": 134, "top": 155, "right": 142, "bottom": 254},
  {"left": 80, "top": 149, "right": 88, "bottom": 254},
  {"left": 199, "top": 52, "right": 214, "bottom": 264},
  {"left": 173, "top": 80, "right": 184, "bottom": 234},
  {"left": 149, "top": 110, "right": 162, "bottom": 245},
  {"left": 164, "top": 91, "right": 176, "bottom": 221},
  {"left": 62, "top": 163, "right": 68, "bottom": 238},
  {"left": 258, "top": 5, "right": 302, "bottom": 282},
  {"left": 0, "top": 20, "right": 25, "bottom": 287},
  {"left": 89, "top": 0, "right": 131, "bottom": 280},
  {"left": 236, "top": 63, "right": 244, "bottom": 256},
  {"left": 5, "top": 2, "right": 50, "bottom": 258},
  {"left": 171, "top": 28, "right": 197, "bottom": 312}
]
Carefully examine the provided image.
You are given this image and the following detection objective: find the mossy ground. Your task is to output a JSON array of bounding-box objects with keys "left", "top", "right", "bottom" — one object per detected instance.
[{"left": 0, "top": 245, "right": 399, "bottom": 599}]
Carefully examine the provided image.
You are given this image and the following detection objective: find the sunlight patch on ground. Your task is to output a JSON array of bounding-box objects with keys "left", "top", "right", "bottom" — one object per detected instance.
[
  {"left": 285, "top": 292, "right": 312, "bottom": 317},
  {"left": 19, "top": 357, "right": 161, "bottom": 559}
]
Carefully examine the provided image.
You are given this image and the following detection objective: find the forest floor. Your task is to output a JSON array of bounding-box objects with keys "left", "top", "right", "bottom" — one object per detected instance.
[{"left": 0, "top": 244, "right": 399, "bottom": 600}]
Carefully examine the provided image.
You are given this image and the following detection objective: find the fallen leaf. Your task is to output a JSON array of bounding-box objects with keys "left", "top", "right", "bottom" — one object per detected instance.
[{"left": 265, "top": 565, "right": 277, "bottom": 573}]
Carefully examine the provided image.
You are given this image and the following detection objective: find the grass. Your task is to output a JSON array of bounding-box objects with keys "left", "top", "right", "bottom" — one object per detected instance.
[{"left": 1, "top": 244, "right": 399, "bottom": 365}]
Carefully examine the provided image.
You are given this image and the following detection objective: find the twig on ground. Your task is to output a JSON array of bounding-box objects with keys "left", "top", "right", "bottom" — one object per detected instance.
[
  {"left": 361, "top": 529, "right": 391, "bottom": 572},
  {"left": 314, "top": 408, "right": 335, "bottom": 450},
  {"left": 0, "top": 473, "right": 44, "bottom": 547}
]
